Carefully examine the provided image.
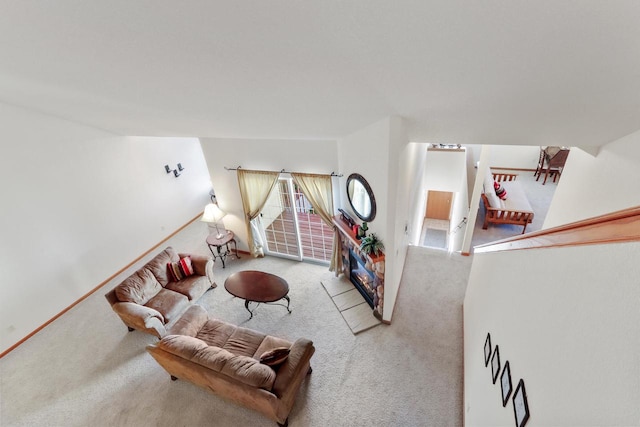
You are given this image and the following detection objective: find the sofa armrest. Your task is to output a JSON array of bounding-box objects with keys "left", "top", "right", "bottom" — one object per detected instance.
[
  {"left": 179, "top": 253, "right": 216, "bottom": 287},
  {"left": 112, "top": 302, "right": 167, "bottom": 337},
  {"left": 272, "top": 338, "right": 315, "bottom": 401}
]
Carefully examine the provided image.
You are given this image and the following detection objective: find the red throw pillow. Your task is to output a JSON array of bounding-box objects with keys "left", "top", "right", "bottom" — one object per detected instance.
[
  {"left": 167, "top": 256, "right": 194, "bottom": 281},
  {"left": 493, "top": 181, "right": 508, "bottom": 200}
]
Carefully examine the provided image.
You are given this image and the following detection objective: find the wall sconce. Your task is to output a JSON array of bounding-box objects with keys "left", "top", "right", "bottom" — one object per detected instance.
[{"left": 165, "top": 163, "right": 184, "bottom": 177}]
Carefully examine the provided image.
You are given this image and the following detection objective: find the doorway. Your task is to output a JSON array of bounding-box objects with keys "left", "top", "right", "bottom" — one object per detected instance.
[{"left": 421, "top": 190, "right": 453, "bottom": 249}]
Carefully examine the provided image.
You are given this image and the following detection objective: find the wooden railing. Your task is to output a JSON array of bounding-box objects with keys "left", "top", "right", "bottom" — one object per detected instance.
[{"left": 474, "top": 206, "right": 640, "bottom": 253}]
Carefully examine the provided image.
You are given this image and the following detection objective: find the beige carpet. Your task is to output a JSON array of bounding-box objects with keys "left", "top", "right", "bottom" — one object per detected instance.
[
  {"left": 0, "top": 220, "right": 471, "bottom": 426},
  {"left": 321, "top": 278, "right": 381, "bottom": 334}
]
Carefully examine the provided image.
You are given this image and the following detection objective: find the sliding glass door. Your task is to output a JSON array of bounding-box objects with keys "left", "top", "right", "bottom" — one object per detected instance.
[{"left": 259, "top": 178, "right": 333, "bottom": 263}]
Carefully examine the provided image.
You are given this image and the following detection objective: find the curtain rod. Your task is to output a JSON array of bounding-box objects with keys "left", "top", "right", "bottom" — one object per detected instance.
[{"left": 224, "top": 166, "right": 343, "bottom": 177}]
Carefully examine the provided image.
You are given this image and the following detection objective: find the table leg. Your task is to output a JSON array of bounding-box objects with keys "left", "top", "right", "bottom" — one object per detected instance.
[
  {"left": 231, "top": 239, "right": 240, "bottom": 259},
  {"left": 218, "top": 243, "right": 229, "bottom": 268},
  {"left": 283, "top": 295, "right": 291, "bottom": 313},
  {"left": 208, "top": 244, "right": 227, "bottom": 268},
  {"left": 244, "top": 300, "right": 253, "bottom": 319}
]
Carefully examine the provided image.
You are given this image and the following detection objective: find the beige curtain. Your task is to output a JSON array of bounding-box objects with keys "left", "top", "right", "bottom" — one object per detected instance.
[
  {"left": 237, "top": 169, "right": 280, "bottom": 257},
  {"left": 291, "top": 172, "right": 342, "bottom": 275}
]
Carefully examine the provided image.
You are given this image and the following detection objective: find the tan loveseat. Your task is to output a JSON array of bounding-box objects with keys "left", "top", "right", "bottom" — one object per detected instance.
[
  {"left": 481, "top": 170, "right": 534, "bottom": 234},
  {"left": 105, "top": 247, "right": 215, "bottom": 338},
  {"left": 147, "top": 305, "right": 315, "bottom": 427}
]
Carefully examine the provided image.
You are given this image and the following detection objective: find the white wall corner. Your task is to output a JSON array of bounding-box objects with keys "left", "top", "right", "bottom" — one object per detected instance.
[{"left": 578, "top": 145, "right": 601, "bottom": 157}]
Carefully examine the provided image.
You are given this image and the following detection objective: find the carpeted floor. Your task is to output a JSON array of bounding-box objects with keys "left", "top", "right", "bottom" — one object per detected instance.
[
  {"left": 0, "top": 221, "right": 471, "bottom": 427},
  {"left": 423, "top": 228, "right": 448, "bottom": 249}
]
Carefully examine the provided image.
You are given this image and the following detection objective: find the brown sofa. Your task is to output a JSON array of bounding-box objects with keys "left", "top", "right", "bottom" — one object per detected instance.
[
  {"left": 146, "top": 305, "right": 315, "bottom": 427},
  {"left": 105, "top": 247, "right": 215, "bottom": 338},
  {"left": 481, "top": 170, "right": 534, "bottom": 234}
]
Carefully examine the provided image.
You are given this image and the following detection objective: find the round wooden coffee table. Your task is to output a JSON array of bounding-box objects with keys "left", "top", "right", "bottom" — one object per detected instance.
[{"left": 224, "top": 271, "right": 291, "bottom": 319}]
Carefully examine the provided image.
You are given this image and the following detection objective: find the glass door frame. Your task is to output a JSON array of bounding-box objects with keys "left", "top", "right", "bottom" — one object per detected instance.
[{"left": 260, "top": 177, "right": 304, "bottom": 261}]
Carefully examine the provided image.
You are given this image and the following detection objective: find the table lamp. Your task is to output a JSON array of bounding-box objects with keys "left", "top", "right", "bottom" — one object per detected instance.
[{"left": 201, "top": 203, "right": 226, "bottom": 238}]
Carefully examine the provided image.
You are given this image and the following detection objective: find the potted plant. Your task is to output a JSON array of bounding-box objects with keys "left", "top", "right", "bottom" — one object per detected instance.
[{"left": 359, "top": 233, "right": 384, "bottom": 256}]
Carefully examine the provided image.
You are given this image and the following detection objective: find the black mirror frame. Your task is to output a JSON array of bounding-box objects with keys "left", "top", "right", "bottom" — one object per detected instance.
[{"left": 346, "top": 173, "right": 377, "bottom": 222}]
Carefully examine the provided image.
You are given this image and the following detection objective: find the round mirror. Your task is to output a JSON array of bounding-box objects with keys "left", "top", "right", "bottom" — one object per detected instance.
[{"left": 346, "top": 173, "right": 376, "bottom": 222}]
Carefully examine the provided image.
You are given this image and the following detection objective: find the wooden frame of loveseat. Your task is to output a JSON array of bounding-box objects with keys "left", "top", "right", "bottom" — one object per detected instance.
[{"left": 481, "top": 172, "right": 534, "bottom": 234}]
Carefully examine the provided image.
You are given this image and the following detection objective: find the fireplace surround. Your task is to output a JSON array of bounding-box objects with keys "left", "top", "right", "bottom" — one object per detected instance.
[
  {"left": 333, "top": 215, "right": 385, "bottom": 319},
  {"left": 349, "top": 249, "right": 375, "bottom": 308}
]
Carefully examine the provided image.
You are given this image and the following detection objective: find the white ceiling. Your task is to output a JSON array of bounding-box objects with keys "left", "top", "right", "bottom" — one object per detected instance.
[{"left": 0, "top": 1, "right": 639, "bottom": 148}]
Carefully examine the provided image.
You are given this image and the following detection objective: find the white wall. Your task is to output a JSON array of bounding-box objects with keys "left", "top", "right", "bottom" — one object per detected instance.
[
  {"left": 337, "top": 118, "right": 394, "bottom": 317},
  {"left": 199, "top": 138, "right": 338, "bottom": 252},
  {"left": 489, "top": 145, "right": 541, "bottom": 170},
  {"left": 464, "top": 242, "right": 640, "bottom": 426},
  {"left": 0, "top": 103, "right": 211, "bottom": 353},
  {"left": 466, "top": 144, "right": 541, "bottom": 171},
  {"left": 424, "top": 149, "right": 467, "bottom": 191},
  {"left": 337, "top": 117, "right": 417, "bottom": 321},
  {"left": 448, "top": 177, "right": 469, "bottom": 252},
  {"left": 385, "top": 120, "right": 421, "bottom": 321},
  {"left": 424, "top": 149, "right": 468, "bottom": 252},
  {"left": 544, "top": 130, "right": 640, "bottom": 228},
  {"left": 407, "top": 144, "right": 429, "bottom": 246},
  {"left": 337, "top": 119, "right": 391, "bottom": 241}
]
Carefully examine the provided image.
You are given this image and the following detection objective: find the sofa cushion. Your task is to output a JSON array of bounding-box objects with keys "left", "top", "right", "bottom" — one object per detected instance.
[
  {"left": 145, "top": 289, "right": 190, "bottom": 324},
  {"left": 483, "top": 170, "right": 501, "bottom": 208},
  {"left": 158, "top": 335, "right": 276, "bottom": 390},
  {"left": 166, "top": 275, "right": 210, "bottom": 301},
  {"left": 193, "top": 319, "right": 267, "bottom": 358},
  {"left": 501, "top": 181, "right": 533, "bottom": 213},
  {"left": 223, "top": 327, "right": 269, "bottom": 358},
  {"left": 115, "top": 268, "right": 162, "bottom": 305},
  {"left": 195, "top": 318, "right": 239, "bottom": 348},
  {"left": 145, "top": 247, "right": 180, "bottom": 287}
]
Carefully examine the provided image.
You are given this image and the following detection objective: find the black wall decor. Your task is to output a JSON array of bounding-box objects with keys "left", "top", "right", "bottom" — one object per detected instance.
[
  {"left": 484, "top": 333, "right": 530, "bottom": 426},
  {"left": 491, "top": 345, "right": 501, "bottom": 384},
  {"left": 513, "top": 379, "right": 530, "bottom": 427},
  {"left": 501, "top": 361, "right": 513, "bottom": 407},
  {"left": 484, "top": 333, "right": 492, "bottom": 367}
]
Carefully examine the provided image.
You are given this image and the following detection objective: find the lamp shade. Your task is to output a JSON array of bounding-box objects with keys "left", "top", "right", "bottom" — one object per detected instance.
[{"left": 201, "top": 203, "right": 226, "bottom": 223}]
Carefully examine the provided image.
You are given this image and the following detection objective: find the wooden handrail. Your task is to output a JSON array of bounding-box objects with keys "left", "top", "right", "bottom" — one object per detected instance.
[{"left": 474, "top": 205, "right": 640, "bottom": 253}]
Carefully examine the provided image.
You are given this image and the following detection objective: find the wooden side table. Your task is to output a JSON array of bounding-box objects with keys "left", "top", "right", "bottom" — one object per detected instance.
[{"left": 206, "top": 230, "right": 240, "bottom": 268}]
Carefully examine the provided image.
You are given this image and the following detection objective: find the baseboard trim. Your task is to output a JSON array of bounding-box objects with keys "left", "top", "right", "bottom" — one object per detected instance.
[{"left": 0, "top": 213, "right": 203, "bottom": 359}]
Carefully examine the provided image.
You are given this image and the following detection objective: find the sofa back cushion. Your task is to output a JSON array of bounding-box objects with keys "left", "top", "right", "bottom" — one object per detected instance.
[
  {"left": 115, "top": 268, "right": 162, "bottom": 305},
  {"left": 483, "top": 170, "right": 501, "bottom": 208},
  {"left": 168, "top": 304, "right": 210, "bottom": 337},
  {"left": 158, "top": 335, "right": 276, "bottom": 390},
  {"left": 144, "top": 247, "right": 180, "bottom": 286}
]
